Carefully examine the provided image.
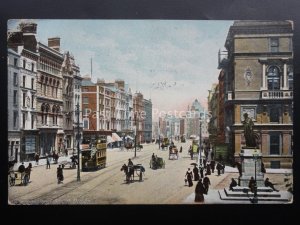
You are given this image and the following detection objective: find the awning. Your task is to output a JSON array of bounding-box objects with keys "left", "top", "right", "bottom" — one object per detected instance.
[
  {"left": 107, "top": 135, "right": 114, "bottom": 143},
  {"left": 112, "top": 133, "right": 122, "bottom": 142}
]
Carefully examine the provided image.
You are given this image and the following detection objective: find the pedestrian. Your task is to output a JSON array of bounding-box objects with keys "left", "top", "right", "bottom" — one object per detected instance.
[
  {"left": 25, "top": 163, "right": 32, "bottom": 181},
  {"left": 229, "top": 178, "right": 238, "bottom": 191},
  {"left": 264, "top": 178, "right": 279, "bottom": 192},
  {"left": 205, "top": 163, "right": 211, "bottom": 176},
  {"left": 216, "top": 162, "right": 223, "bottom": 176},
  {"left": 46, "top": 154, "right": 51, "bottom": 169},
  {"left": 194, "top": 179, "right": 205, "bottom": 202},
  {"left": 180, "top": 146, "right": 182, "bottom": 153},
  {"left": 18, "top": 162, "right": 26, "bottom": 184},
  {"left": 57, "top": 165, "right": 64, "bottom": 184},
  {"left": 199, "top": 166, "right": 204, "bottom": 179},
  {"left": 65, "top": 148, "right": 68, "bottom": 156},
  {"left": 235, "top": 161, "right": 242, "bottom": 177},
  {"left": 128, "top": 158, "right": 134, "bottom": 167},
  {"left": 185, "top": 168, "right": 193, "bottom": 187},
  {"left": 203, "top": 176, "right": 211, "bottom": 194},
  {"left": 248, "top": 176, "right": 256, "bottom": 193},
  {"left": 35, "top": 152, "right": 40, "bottom": 165},
  {"left": 193, "top": 165, "right": 199, "bottom": 181}
]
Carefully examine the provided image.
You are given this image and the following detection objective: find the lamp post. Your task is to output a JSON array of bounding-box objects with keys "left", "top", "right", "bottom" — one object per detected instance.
[
  {"left": 158, "top": 120, "right": 160, "bottom": 150},
  {"left": 76, "top": 103, "right": 81, "bottom": 182},
  {"left": 198, "top": 119, "right": 202, "bottom": 167},
  {"left": 134, "top": 112, "right": 137, "bottom": 158},
  {"left": 252, "top": 152, "right": 259, "bottom": 203}
]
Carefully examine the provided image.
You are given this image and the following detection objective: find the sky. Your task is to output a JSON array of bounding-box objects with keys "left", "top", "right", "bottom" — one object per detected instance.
[{"left": 8, "top": 19, "right": 233, "bottom": 121}]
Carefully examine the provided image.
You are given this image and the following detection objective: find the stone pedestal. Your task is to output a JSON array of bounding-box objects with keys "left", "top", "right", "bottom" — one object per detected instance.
[{"left": 239, "top": 148, "right": 264, "bottom": 187}]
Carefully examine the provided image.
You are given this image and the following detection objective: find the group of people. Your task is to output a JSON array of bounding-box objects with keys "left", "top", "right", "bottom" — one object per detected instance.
[{"left": 17, "top": 162, "right": 32, "bottom": 185}]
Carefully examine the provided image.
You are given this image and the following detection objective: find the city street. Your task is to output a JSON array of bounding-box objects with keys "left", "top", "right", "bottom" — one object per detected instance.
[{"left": 8, "top": 139, "right": 292, "bottom": 205}]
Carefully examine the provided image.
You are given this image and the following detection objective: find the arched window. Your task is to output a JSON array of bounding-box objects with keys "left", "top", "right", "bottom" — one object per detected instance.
[
  {"left": 267, "top": 66, "right": 280, "bottom": 90},
  {"left": 52, "top": 105, "right": 56, "bottom": 113}
]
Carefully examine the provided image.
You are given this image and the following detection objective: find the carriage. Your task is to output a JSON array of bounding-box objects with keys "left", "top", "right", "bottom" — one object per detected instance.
[
  {"left": 150, "top": 157, "right": 165, "bottom": 169},
  {"left": 124, "top": 142, "right": 143, "bottom": 151},
  {"left": 121, "top": 163, "right": 145, "bottom": 183},
  {"left": 169, "top": 145, "right": 178, "bottom": 160}
]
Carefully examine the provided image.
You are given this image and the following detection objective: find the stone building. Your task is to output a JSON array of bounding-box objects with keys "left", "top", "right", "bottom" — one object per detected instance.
[
  {"left": 7, "top": 22, "right": 39, "bottom": 161},
  {"left": 133, "top": 92, "right": 145, "bottom": 143},
  {"left": 7, "top": 49, "right": 21, "bottom": 162},
  {"left": 220, "top": 20, "right": 293, "bottom": 168},
  {"left": 143, "top": 99, "right": 152, "bottom": 143}
]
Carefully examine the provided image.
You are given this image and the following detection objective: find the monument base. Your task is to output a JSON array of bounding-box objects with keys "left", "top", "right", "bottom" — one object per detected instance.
[{"left": 239, "top": 148, "right": 264, "bottom": 187}]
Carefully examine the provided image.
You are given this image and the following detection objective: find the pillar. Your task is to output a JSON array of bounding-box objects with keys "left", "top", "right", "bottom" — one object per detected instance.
[
  {"left": 262, "top": 64, "right": 266, "bottom": 90},
  {"left": 283, "top": 63, "right": 288, "bottom": 90}
]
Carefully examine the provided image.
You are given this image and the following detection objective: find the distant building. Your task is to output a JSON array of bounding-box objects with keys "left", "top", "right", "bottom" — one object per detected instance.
[{"left": 143, "top": 99, "right": 152, "bottom": 143}]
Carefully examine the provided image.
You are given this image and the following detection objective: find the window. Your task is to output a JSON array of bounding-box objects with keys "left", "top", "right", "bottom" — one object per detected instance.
[
  {"left": 23, "top": 59, "right": 26, "bottom": 69},
  {"left": 31, "top": 95, "right": 34, "bottom": 108},
  {"left": 83, "top": 118, "right": 89, "bottom": 129},
  {"left": 22, "top": 113, "right": 26, "bottom": 129},
  {"left": 31, "top": 78, "right": 34, "bottom": 90},
  {"left": 13, "top": 73, "right": 18, "bottom": 86},
  {"left": 270, "top": 161, "right": 280, "bottom": 169},
  {"left": 13, "top": 111, "right": 18, "bottom": 128},
  {"left": 270, "top": 37, "right": 279, "bottom": 52},
  {"left": 270, "top": 106, "right": 280, "bottom": 123},
  {"left": 288, "top": 66, "right": 293, "bottom": 90},
  {"left": 269, "top": 133, "right": 280, "bottom": 155},
  {"left": 14, "top": 58, "right": 18, "bottom": 67},
  {"left": 23, "top": 92, "right": 26, "bottom": 107},
  {"left": 267, "top": 66, "right": 280, "bottom": 90},
  {"left": 11, "top": 141, "right": 14, "bottom": 156},
  {"left": 13, "top": 90, "right": 17, "bottom": 105},
  {"left": 31, "top": 114, "right": 34, "bottom": 129},
  {"left": 31, "top": 63, "right": 34, "bottom": 72},
  {"left": 83, "top": 97, "right": 89, "bottom": 104},
  {"left": 23, "top": 76, "right": 26, "bottom": 88}
]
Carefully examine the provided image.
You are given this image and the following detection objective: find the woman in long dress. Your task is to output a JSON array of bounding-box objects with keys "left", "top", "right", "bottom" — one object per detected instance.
[
  {"left": 195, "top": 179, "right": 205, "bottom": 202},
  {"left": 185, "top": 168, "right": 193, "bottom": 187}
]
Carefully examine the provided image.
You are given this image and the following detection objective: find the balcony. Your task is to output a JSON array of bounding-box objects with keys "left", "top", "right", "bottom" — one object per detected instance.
[{"left": 261, "top": 90, "right": 293, "bottom": 99}]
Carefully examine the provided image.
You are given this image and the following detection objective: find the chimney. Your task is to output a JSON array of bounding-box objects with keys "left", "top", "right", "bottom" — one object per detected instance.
[{"left": 48, "top": 37, "right": 60, "bottom": 51}]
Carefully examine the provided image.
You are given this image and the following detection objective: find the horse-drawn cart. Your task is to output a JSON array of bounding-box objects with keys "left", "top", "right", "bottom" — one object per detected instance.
[
  {"left": 121, "top": 164, "right": 145, "bottom": 183},
  {"left": 150, "top": 157, "right": 165, "bottom": 169}
]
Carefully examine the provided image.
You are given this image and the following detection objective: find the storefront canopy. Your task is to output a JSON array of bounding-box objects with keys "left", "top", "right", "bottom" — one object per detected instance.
[{"left": 112, "top": 133, "right": 122, "bottom": 142}]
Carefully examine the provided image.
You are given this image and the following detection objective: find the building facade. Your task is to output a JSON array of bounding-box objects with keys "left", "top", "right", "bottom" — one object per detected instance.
[
  {"left": 221, "top": 20, "right": 293, "bottom": 168},
  {"left": 7, "top": 23, "right": 39, "bottom": 161},
  {"left": 143, "top": 99, "right": 152, "bottom": 143},
  {"left": 7, "top": 49, "right": 21, "bottom": 162}
]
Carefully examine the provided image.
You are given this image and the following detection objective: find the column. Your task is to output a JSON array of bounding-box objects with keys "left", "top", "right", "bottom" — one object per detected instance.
[
  {"left": 283, "top": 63, "right": 288, "bottom": 90},
  {"left": 262, "top": 64, "right": 266, "bottom": 89}
]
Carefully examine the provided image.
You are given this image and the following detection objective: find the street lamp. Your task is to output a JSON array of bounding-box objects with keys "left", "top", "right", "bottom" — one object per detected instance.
[
  {"left": 75, "top": 103, "right": 81, "bottom": 182},
  {"left": 252, "top": 151, "right": 259, "bottom": 203}
]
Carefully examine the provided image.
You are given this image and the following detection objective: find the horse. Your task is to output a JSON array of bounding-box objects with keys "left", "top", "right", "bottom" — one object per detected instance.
[{"left": 120, "top": 164, "right": 134, "bottom": 183}]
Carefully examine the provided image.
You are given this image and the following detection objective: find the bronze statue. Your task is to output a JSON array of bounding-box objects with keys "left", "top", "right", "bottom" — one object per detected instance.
[{"left": 242, "top": 113, "right": 257, "bottom": 147}]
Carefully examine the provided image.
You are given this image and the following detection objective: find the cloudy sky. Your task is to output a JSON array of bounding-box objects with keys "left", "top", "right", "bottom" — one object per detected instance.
[{"left": 8, "top": 19, "right": 233, "bottom": 120}]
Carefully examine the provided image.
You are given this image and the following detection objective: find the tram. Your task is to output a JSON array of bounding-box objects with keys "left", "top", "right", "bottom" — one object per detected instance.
[{"left": 81, "top": 135, "right": 107, "bottom": 171}]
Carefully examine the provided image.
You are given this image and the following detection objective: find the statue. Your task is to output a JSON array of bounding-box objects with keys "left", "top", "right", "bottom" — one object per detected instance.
[{"left": 242, "top": 113, "right": 257, "bottom": 147}]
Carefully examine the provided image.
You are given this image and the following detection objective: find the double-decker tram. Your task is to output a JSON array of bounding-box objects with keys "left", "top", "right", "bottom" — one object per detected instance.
[{"left": 81, "top": 133, "right": 107, "bottom": 171}]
